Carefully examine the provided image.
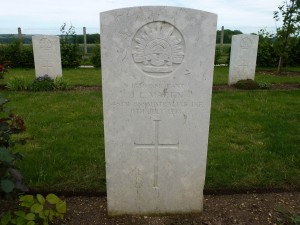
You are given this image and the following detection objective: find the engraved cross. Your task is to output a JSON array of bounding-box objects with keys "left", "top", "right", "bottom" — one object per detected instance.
[{"left": 134, "top": 118, "right": 179, "bottom": 189}]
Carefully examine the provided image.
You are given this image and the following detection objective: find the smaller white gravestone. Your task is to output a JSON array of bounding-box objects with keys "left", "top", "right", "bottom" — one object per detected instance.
[
  {"left": 228, "top": 34, "right": 259, "bottom": 85},
  {"left": 32, "top": 35, "right": 62, "bottom": 79}
]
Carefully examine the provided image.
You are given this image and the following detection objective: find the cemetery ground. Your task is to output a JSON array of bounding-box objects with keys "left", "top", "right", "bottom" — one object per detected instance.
[{"left": 0, "top": 67, "right": 300, "bottom": 224}]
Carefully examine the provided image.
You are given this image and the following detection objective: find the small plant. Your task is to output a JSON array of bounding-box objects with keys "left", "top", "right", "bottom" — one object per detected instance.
[
  {"left": 276, "top": 206, "right": 300, "bottom": 225},
  {"left": 0, "top": 97, "right": 28, "bottom": 195},
  {"left": 0, "top": 193, "right": 67, "bottom": 225},
  {"left": 258, "top": 82, "right": 272, "bottom": 89},
  {"left": 6, "top": 76, "right": 31, "bottom": 91},
  {"left": 234, "top": 79, "right": 260, "bottom": 90},
  {"left": 30, "top": 75, "right": 54, "bottom": 92},
  {"left": 53, "top": 77, "right": 71, "bottom": 91}
]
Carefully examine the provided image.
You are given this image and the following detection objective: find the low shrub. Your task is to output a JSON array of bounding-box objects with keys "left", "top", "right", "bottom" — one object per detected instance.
[
  {"left": 30, "top": 75, "right": 54, "bottom": 92},
  {"left": 6, "top": 76, "right": 31, "bottom": 91},
  {"left": 0, "top": 194, "right": 66, "bottom": 225},
  {"left": 53, "top": 77, "right": 71, "bottom": 90},
  {"left": 0, "top": 43, "right": 34, "bottom": 68},
  {"left": 234, "top": 79, "right": 260, "bottom": 90},
  {"left": 6, "top": 75, "right": 72, "bottom": 92},
  {"left": 0, "top": 97, "right": 28, "bottom": 196},
  {"left": 258, "top": 82, "right": 272, "bottom": 89}
]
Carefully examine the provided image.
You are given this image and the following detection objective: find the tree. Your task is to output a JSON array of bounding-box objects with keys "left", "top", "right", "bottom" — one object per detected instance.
[
  {"left": 256, "top": 29, "right": 278, "bottom": 67},
  {"left": 273, "top": 0, "right": 300, "bottom": 74},
  {"left": 60, "top": 23, "right": 81, "bottom": 68}
]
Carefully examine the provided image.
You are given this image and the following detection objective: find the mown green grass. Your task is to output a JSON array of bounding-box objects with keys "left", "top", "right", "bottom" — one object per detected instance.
[
  {"left": 3, "top": 91, "right": 105, "bottom": 192},
  {"left": 207, "top": 90, "right": 300, "bottom": 190},
  {"left": 0, "top": 68, "right": 101, "bottom": 87},
  {"left": 1, "top": 89, "right": 299, "bottom": 192},
  {"left": 1, "top": 67, "right": 299, "bottom": 88},
  {"left": 213, "top": 66, "right": 300, "bottom": 85},
  {"left": 213, "top": 67, "right": 229, "bottom": 85}
]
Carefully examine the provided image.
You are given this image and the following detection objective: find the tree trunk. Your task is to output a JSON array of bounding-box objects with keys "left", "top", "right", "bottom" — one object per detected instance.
[{"left": 277, "top": 56, "right": 283, "bottom": 75}]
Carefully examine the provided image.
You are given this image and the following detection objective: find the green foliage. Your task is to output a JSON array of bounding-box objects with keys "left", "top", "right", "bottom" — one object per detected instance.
[
  {"left": 288, "top": 37, "right": 300, "bottom": 66},
  {"left": 60, "top": 23, "right": 81, "bottom": 68},
  {"left": 276, "top": 206, "right": 300, "bottom": 225},
  {"left": 258, "top": 82, "right": 272, "bottom": 89},
  {"left": 214, "top": 47, "right": 222, "bottom": 64},
  {"left": 216, "top": 29, "right": 243, "bottom": 44},
  {"left": 273, "top": 0, "right": 300, "bottom": 73},
  {"left": 0, "top": 97, "right": 28, "bottom": 195},
  {"left": 0, "top": 43, "right": 34, "bottom": 68},
  {"left": 30, "top": 76, "right": 54, "bottom": 92},
  {"left": 76, "top": 33, "right": 100, "bottom": 44},
  {"left": 234, "top": 79, "right": 260, "bottom": 90},
  {"left": 0, "top": 194, "right": 66, "bottom": 225},
  {"left": 0, "top": 34, "right": 32, "bottom": 45},
  {"left": 6, "top": 75, "right": 71, "bottom": 92},
  {"left": 53, "top": 77, "right": 71, "bottom": 91},
  {"left": 234, "top": 80, "right": 273, "bottom": 90},
  {"left": 256, "top": 29, "right": 278, "bottom": 67},
  {"left": 91, "top": 44, "right": 101, "bottom": 68},
  {"left": 6, "top": 76, "right": 31, "bottom": 91}
]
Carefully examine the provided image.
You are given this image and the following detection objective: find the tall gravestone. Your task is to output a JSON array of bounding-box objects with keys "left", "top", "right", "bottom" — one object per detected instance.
[
  {"left": 32, "top": 35, "right": 62, "bottom": 79},
  {"left": 228, "top": 34, "right": 259, "bottom": 85},
  {"left": 101, "top": 6, "right": 217, "bottom": 215}
]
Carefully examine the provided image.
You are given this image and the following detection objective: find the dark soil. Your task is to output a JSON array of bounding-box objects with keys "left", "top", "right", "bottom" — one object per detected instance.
[
  {"left": 213, "top": 83, "right": 300, "bottom": 91},
  {"left": 1, "top": 191, "right": 299, "bottom": 225}
]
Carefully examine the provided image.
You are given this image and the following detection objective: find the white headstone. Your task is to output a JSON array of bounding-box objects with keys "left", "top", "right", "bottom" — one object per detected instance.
[
  {"left": 32, "top": 35, "right": 62, "bottom": 79},
  {"left": 228, "top": 34, "right": 259, "bottom": 85},
  {"left": 101, "top": 6, "right": 217, "bottom": 215}
]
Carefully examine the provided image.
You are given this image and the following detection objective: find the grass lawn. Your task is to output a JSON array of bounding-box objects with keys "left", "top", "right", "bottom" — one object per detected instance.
[
  {"left": 208, "top": 90, "right": 300, "bottom": 190},
  {"left": 213, "top": 66, "right": 300, "bottom": 85},
  {"left": 3, "top": 90, "right": 105, "bottom": 192},
  {"left": 1, "top": 67, "right": 300, "bottom": 88},
  {"left": 0, "top": 68, "right": 102, "bottom": 87},
  {"left": 1, "top": 67, "right": 299, "bottom": 192},
  {"left": 1, "top": 88, "right": 299, "bottom": 193}
]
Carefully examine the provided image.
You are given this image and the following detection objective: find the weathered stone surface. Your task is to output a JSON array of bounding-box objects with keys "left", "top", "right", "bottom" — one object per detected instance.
[
  {"left": 228, "top": 34, "right": 259, "bottom": 85},
  {"left": 32, "top": 35, "right": 62, "bottom": 78},
  {"left": 101, "top": 6, "right": 217, "bottom": 215}
]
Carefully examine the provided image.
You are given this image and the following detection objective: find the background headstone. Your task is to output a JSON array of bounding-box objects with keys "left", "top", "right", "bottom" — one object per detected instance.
[
  {"left": 32, "top": 35, "right": 62, "bottom": 79},
  {"left": 228, "top": 34, "right": 259, "bottom": 85},
  {"left": 101, "top": 6, "right": 217, "bottom": 215}
]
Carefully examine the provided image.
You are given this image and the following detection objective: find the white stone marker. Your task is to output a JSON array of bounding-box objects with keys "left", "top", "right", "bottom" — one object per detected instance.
[
  {"left": 101, "top": 6, "right": 217, "bottom": 215},
  {"left": 228, "top": 34, "right": 259, "bottom": 85},
  {"left": 32, "top": 35, "right": 62, "bottom": 79}
]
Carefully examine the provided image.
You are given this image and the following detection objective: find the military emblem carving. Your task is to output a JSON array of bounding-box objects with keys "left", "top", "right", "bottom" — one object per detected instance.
[
  {"left": 240, "top": 37, "right": 252, "bottom": 49},
  {"left": 39, "top": 38, "right": 52, "bottom": 50},
  {"left": 132, "top": 21, "right": 185, "bottom": 77}
]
